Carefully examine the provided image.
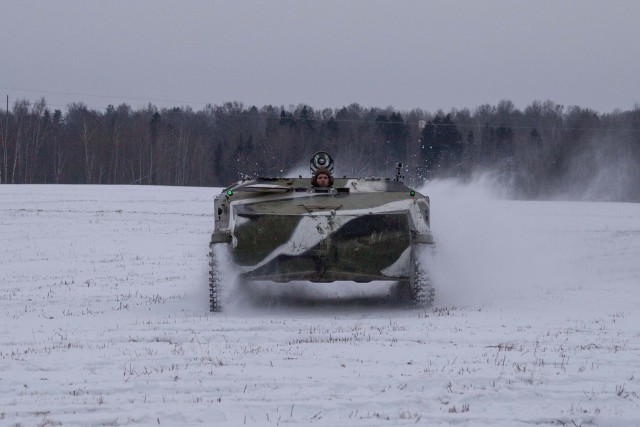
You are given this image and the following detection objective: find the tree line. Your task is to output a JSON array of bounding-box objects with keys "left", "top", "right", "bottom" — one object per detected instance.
[{"left": 1, "top": 98, "right": 639, "bottom": 201}]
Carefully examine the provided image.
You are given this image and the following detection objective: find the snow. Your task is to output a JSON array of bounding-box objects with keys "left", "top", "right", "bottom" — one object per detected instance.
[{"left": 1, "top": 181, "right": 640, "bottom": 426}]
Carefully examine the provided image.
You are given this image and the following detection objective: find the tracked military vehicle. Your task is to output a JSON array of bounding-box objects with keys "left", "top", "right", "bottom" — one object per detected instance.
[{"left": 208, "top": 152, "right": 435, "bottom": 311}]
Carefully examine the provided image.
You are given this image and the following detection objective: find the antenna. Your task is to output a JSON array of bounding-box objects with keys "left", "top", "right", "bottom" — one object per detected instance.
[{"left": 394, "top": 162, "right": 404, "bottom": 182}]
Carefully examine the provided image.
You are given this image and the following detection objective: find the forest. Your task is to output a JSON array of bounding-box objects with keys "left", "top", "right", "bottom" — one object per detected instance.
[{"left": 1, "top": 98, "right": 639, "bottom": 201}]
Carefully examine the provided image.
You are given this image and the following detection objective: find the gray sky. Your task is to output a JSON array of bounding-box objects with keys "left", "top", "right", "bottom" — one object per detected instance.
[{"left": 2, "top": 0, "right": 639, "bottom": 113}]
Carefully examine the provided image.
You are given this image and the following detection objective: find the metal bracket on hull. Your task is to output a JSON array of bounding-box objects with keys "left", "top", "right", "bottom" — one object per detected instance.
[
  {"left": 210, "top": 232, "right": 232, "bottom": 244},
  {"left": 411, "top": 231, "right": 435, "bottom": 244}
]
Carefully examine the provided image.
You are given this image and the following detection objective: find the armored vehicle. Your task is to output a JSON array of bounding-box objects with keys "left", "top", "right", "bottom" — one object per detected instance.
[{"left": 208, "top": 152, "right": 435, "bottom": 311}]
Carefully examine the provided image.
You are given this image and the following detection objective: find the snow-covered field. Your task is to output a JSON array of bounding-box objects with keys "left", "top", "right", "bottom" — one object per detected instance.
[{"left": 1, "top": 181, "right": 639, "bottom": 426}]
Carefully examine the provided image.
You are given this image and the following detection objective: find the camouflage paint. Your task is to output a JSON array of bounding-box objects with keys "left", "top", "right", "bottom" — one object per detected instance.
[{"left": 211, "top": 176, "right": 433, "bottom": 284}]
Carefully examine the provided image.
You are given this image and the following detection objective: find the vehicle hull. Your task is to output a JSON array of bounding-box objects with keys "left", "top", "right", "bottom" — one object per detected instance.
[{"left": 208, "top": 175, "right": 435, "bottom": 311}]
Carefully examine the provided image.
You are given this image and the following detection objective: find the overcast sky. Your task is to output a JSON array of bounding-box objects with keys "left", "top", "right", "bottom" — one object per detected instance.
[{"left": 2, "top": 0, "right": 639, "bottom": 113}]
